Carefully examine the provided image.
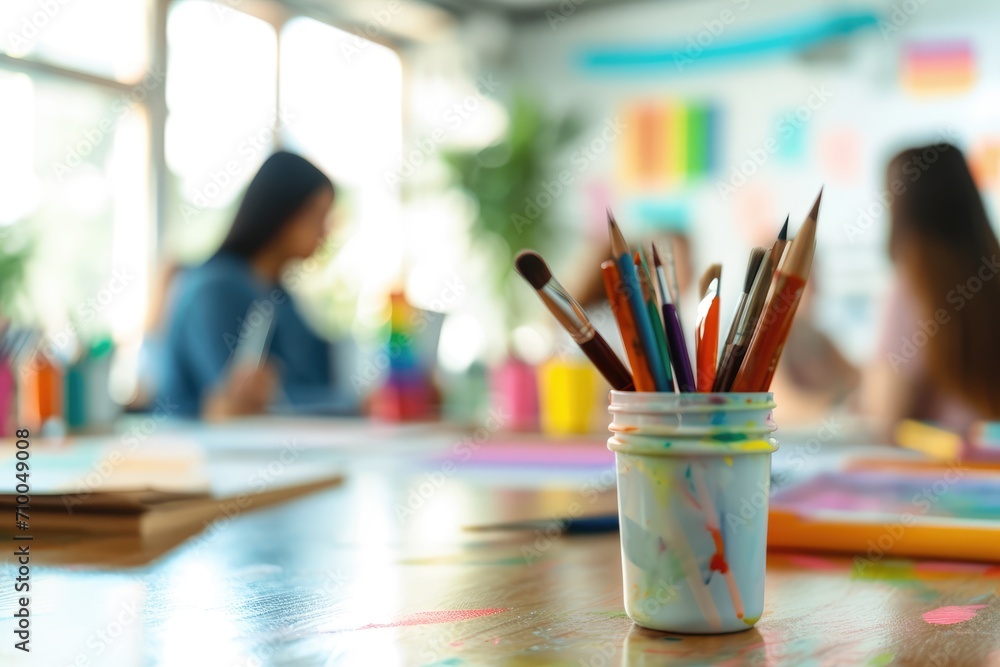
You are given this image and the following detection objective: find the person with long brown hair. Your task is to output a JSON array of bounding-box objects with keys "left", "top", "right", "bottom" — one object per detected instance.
[
  {"left": 865, "top": 142, "right": 1000, "bottom": 436},
  {"left": 156, "top": 151, "right": 347, "bottom": 419}
]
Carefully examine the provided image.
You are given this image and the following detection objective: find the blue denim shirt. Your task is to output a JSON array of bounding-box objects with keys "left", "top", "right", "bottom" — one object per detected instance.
[{"left": 156, "top": 253, "right": 342, "bottom": 418}]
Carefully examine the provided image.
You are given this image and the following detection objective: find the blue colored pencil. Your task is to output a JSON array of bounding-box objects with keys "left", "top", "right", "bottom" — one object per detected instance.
[{"left": 607, "top": 209, "right": 671, "bottom": 391}]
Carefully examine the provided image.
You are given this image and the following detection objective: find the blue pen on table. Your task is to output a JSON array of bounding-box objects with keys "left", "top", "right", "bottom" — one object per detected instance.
[{"left": 466, "top": 514, "right": 619, "bottom": 534}]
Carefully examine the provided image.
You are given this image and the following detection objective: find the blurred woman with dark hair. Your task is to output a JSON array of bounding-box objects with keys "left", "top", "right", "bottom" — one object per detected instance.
[
  {"left": 158, "top": 151, "right": 342, "bottom": 419},
  {"left": 865, "top": 142, "right": 1000, "bottom": 436}
]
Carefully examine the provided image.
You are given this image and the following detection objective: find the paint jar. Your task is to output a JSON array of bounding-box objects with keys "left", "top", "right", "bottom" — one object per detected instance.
[
  {"left": 608, "top": 391, "right": 778, "bottom": 634},
  {"left": 538, "top": 358, "right": 599, "bottom": 435},
  {"left": 491, "top": 358, "right": 538, "bottom": 432}
]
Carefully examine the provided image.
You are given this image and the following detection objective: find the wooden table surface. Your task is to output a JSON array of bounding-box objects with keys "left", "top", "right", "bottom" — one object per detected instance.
[{"left": 1, "top": 423, "right": 998, "bottom": 667}]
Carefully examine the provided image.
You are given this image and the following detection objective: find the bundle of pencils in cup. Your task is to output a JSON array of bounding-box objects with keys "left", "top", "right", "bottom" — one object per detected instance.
[{"left": 514, "top": 188, "right": 822, "bottom": 394}]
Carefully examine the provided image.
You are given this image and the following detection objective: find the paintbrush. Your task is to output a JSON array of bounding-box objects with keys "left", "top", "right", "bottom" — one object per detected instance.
[
  {"left": 732, "top": 189, "right": 822, "bottom": 392},
  {"left": 714, "top": 247, "right": 766, "bottom": 391},
  {"left": 607, "top": 209, "right": 671, "bottom": 392},
  {"left": 515, "top": 250, "right": 634, "bottom": 391},
  {"left": 651, "top": 244, "right": 696, "bottom": 392},
  {"left": 695, "top": 264, "right": 722, "bottom": 392}
]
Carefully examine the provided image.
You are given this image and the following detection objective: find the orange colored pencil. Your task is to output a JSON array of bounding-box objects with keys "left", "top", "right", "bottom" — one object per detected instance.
[
  {"left": 695, "top": 264, "right": 721, "bottom": 392},
  {"left": 731, "top": 190, "right": 821, "bottom": 392},
  {"left": 601, "top": 260, "right": 656, "bottom": 392}
]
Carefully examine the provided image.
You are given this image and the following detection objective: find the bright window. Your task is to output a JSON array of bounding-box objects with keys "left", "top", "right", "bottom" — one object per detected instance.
[
  {"left": 279, "top": 17, "right": 403, "bottom": 331},
  {"left": 164, "top": 0, "right": 279, "bottom": 261},
  {"left": 0, "top": 0, "right": 148, "bottom": 82},
  {"left": 0, "top": 68, "right": 150, "bottom": 344}
]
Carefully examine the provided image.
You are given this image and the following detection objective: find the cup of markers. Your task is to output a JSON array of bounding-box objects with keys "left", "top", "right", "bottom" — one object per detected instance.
[{"left": 608, "top": 390, "right": 778, "bottom": 633}]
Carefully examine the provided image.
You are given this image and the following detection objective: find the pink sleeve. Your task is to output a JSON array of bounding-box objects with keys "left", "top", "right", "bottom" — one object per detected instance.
[{"left": 876, "top": 278, "right": 923, "bottom": 376}]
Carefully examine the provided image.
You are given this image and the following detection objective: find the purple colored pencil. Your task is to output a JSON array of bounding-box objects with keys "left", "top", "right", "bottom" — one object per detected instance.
[{"left": 651, "top": 245, "right": 696, "bottom": 392}]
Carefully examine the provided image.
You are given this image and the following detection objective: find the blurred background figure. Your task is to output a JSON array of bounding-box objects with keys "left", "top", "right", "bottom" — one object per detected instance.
[
  {"left": 156, "top": 151, "right": 343, "bottom": 419},
  {"left": 864, "top": 144, "right": 1000, "bottom": 437},
  {"left": 770, "top": 277, "right": 861, "bottom": 425}
]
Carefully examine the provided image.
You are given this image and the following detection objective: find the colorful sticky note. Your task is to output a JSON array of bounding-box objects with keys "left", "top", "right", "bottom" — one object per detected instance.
[
  {"left": 901, "top": 41, "right": 975, "bottom": 96},
  {"left": 818, "top": 128, "right": 862, "bottom": 185},
  {"left": 776, "top": 112, "right": 807, "bottom": 162}
]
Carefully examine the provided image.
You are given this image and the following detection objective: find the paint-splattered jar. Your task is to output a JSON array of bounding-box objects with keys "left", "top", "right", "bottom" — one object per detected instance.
[{"left": 607, "top": 391, "right": 778, "bottom": 634}]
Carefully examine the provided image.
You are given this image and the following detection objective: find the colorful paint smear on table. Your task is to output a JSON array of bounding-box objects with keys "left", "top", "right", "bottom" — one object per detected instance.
[
  {"left": 901, "top": 41, "right": 975, "bottom": 96},
  {"left": 922, "top": 604, "right": 988, "bottom": 625},
  {"left": 771, "top": 470, "right": 1000, "bottom": 521},
  {"left": 356, "top": 608, "right": 509, "bottom": 630},
  {"left": 620, "top": 101, "right": 718, "bottom": 186},
  {"left": 786, "top": 554, "right": 843, "bottom": 571}
]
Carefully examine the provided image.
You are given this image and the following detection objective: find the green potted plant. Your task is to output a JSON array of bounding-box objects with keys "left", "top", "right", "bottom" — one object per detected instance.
[
  {"left": 444, "top": 93, "right": 581, "bottom": 331},
  {"left": 443, "top": 94, "right": 581, "bottom": 429},
  {"left": 0, "top": 226, "right": 30, "bottom": 326}
]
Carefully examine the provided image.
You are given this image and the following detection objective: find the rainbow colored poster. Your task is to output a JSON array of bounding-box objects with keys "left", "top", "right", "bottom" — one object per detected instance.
[{"left": 620, "top": 101, "right": 719, "bottom": 187}]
